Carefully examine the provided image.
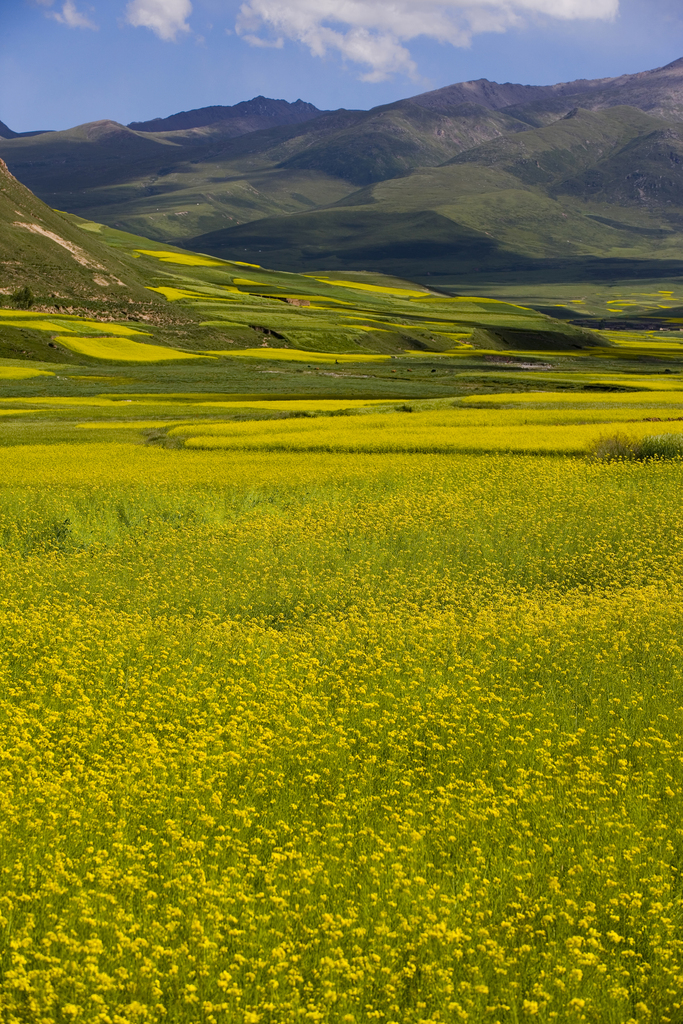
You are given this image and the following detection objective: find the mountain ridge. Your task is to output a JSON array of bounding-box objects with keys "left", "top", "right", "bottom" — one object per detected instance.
[
  {"left": 408, "top": 57, "right": 683, "bottom": 120},
  {"left": 408, "top": 73, "right": 613, "bottom": 114},
  {"left": 0, "top": 119, "right": 53, "bottom": 140},
  {"left": 128, "top": 96, "right": 325, "bottom": 134}
]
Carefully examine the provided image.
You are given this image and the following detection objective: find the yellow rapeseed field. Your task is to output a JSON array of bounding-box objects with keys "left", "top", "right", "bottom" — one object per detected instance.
[
  {"left": 171, "top": 407, "right": 683, "bottom": 456},
  {"left": 135, "top": 250, "right": 229, "bottom": 267},
  {"left": 0, "top": 367, "right": 54, "bottom": 379},
  {"left": 2, "top": 443, "right": 683, "bottom": 1024},
  {"left": 52, "top": 336, "right": 205, "bottom": 362}
]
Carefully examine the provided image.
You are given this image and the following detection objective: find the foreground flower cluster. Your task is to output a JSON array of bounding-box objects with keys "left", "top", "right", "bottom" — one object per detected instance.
[{"left": 1, "top": 445, "right": 683, "bottom": 1024}]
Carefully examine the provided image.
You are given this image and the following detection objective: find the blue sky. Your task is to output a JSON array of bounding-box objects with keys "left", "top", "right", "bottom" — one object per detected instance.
[{"left": 2, "top": 0, "right": 683, "bottom": 132}]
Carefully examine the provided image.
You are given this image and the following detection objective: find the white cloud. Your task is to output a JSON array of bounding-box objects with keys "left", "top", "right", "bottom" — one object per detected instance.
[
  {"left": 236, "top": 0, "right": 620, "bottom": 80},
  {"left": 47, "top": 0, "right": 98, "bottom": 29},
  {"left": 126, "top": 0, "right": 193, "bottom": 40},
  {"left": 241, "top": 33, "right": 284, "bottom": 47}
]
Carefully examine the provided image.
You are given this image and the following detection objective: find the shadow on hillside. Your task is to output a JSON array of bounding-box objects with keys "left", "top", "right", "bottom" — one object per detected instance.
[{"left": 181, "top": 208, "right": 683, "bottom": 287}]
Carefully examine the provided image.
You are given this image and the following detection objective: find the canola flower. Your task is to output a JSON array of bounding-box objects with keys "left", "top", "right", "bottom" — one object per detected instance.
[
  {"left": 462, "top": 383, "right": 683, "bottom": 401},
  {"left": 52, "top": 336, "right": 206, "bottom": 363},
  {"left": 3, "top": 395, "right": 683, "bottom": 448},
  {"left": 0, "top": 313, "right": 152, "bottom": 337},
  {"left": 172, "top": 408, "right": 683, "bottom": 456},
  {"left": 199, "top": 350, "right": 392, "bottom": 364},
  {"left": 1, "top": 446, "right": 683, "bottom": 1023},
  {"left": 135, "top": 250, "right": 229, "bottom": 267},
  {"left": 302, "top": 277, "right": 428, "bottom": 297},
  {"left": 0, "top": 367, "right": 54, "bottom": 380}
]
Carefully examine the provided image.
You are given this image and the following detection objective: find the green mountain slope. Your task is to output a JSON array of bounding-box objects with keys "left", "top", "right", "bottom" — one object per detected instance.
[
  {"left": 276, "top": 101, "right": 529, "bottom": 186},
  {"left": 0, "top": 114, "right": 364, "bottom": 239},
  {"left": 445, "top": 107, "right": 664, "bottom": 182},
  {"left": 0, "top": 157, "right": 156, "bottom": 304},
  {"left": 182, "top": 106, "right": 683, "bottom": 284},
  {"left": 551, "top": 125, "right": 683, "bottom": 212}
]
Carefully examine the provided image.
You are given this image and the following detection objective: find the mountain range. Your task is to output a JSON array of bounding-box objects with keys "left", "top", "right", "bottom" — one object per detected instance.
[{"left": 5, "top": 58, "right": 683, "bottom": 286}]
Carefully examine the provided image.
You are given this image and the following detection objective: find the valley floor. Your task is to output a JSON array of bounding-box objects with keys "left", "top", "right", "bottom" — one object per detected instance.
[{"left": 3, "top": 253, "right": 683, "bottom": 1023}]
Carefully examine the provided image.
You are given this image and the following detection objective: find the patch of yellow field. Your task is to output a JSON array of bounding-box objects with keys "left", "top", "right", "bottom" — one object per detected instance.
[
  {"left": 0, "top": 366, "right": 55, "bottom": 379},
  {"left": 135, "top": 250, "right": 227, "bottom": 267},
  {"left": 460, "top": 370, "right": 683, "bottom": 392},
  {"left": 609, "top": 344, "right": 683, "bottom": 353},
  {"left": 0, "top": 309, "right": 55, "bottom": 318},
  {"left": 100, "top": 394, "right": 408, "bottom": 405},
  {"left": 177, "top": 410, "right": 683, "bottom": 456},
  {"left": 147, "top": 286, "right": 199, "bottom": 301},
  {"left": 149, "top": 286, "right": 239, "bottom": 302},
  {"left": 446, "top": 347, "right": 665, "bottom": 361},
  {"left": 76, "top": 401, "right": 392, "bottom": 428},
  {"left": 412, "top": 296, "right": 530, "bottom": 309},
  {"left": 53, "top": 336, "right": 206, "bottom": 362},
  {"left": 269, "top": 295, "right": 354, "bottom": 306},
  {"left": 77, "top": 322, "right": 152, "bottom": 337},
  {"left": 0, "top": 397, "right": 154, "bottom": 407},
  {"left": 592, "top": 348, "right": 683, "bottom": 360},
  {"left": 192, "top": 399, "right": 398, "bottom": 413},
  {"left": 0, "top": 320, "right": 76, "bottom": 333},
  {"left": 462, "top": 388, "right": 683, "bottom": 406},
  {"left": 452, "top": 296, "right": 525, "bottom": 305},
  {"left": 600, "top": 330, "right": 683, "bottom": 348},
  {"left": 405, "top": 348, "right": 473, "bottom": 357},
  {"left": 0, "top": 394, "right": 397, "bottom": 407},
  {"left": 200, "top": 348, "right": 391, "bottom": 363},
  {"left": 170, "top": 404, "right": 683, "bottom": 433},
  {"left": 0, "top": 312, "right": 151, "bottom": 336},
  {"left": 76, "top": 220, "right": 104, "bottom": 233},
  {"left": 341, "top": 325, "right": 393, "bottom": 333},
  {"left": 304, "top": 277, "right": 428, "bottom": 298}
]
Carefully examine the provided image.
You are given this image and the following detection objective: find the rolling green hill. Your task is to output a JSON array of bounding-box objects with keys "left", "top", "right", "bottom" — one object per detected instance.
[
  {"left": 181, "top": 105, "right": 683, "bottom": 288},
  {"left": 0, "top": 99, "right": 534, "bottom": 241},
  {"left": 275, "top": 101, "right": 529, "bottom": 186},
  {"left": 0, "top": 159, "right": 609, "bottom": 359},
  {"left": 0, "top": 114, "right": 363, "bottom": 240}
]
